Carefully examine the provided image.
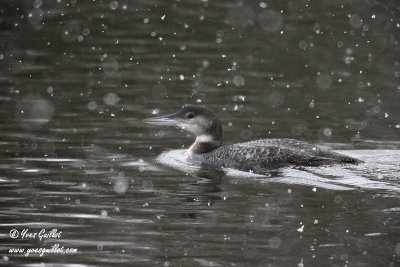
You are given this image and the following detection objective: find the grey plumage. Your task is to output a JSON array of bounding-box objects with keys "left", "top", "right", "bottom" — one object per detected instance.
[{"left": 196, "top": 138, "right": 361, "bottom": 173}]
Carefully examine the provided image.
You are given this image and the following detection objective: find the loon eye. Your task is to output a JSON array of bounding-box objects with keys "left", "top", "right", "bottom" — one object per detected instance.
[{"left": 187, "top": 113, "right": 194, "bottom": 119}]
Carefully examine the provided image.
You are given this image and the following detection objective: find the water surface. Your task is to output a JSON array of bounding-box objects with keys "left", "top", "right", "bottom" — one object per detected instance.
[{"left": 0, "top": 0, "right": 399, "bottom": 266}]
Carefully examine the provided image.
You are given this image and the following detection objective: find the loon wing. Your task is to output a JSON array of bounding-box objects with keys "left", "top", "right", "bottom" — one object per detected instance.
[
  {"left": 200, "top": 139, "right": 359, "bottom": 173},
  {"left": 201, "top": 144, "right": 311, "bottom": 172},
  {"left": 241, "top": 139, "right": 360, "bottom": 164}
]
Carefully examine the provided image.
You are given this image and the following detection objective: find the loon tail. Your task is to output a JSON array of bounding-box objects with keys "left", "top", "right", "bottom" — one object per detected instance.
[
  {"left": 339, "top": 156, "right": 363, "bottom": 164},
  {"left": 293, "top": 155, "right": 363, "bottom": 167}
]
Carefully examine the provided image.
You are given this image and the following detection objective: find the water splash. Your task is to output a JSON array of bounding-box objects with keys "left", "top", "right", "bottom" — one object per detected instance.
[{"left": 155, "top": 149, "right": 400, "bottom": 193}]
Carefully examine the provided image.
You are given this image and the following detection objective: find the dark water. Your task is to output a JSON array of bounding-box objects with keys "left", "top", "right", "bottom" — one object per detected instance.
[{"left": 1, "top": 0, "right": 400, "bottom": 266}]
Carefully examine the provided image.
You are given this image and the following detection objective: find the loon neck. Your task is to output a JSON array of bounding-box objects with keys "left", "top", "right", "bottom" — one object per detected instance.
[{"left": 187, "top": 135, "right": 221, "bottom": 158}]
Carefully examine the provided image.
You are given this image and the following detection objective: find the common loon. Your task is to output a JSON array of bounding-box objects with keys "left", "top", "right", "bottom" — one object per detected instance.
[{"left": 144, "top": 105, "right": 361, "bottom": 174}]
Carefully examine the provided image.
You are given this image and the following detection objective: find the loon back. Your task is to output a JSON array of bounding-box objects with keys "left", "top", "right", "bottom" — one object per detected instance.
[{"left": 195, "top": 138, "right": 361, "bottom": 174}]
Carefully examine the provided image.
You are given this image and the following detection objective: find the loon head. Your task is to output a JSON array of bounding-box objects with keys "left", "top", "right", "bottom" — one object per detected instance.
[{"left": 143, "top": 104, "right": 223, "bottom": 156}]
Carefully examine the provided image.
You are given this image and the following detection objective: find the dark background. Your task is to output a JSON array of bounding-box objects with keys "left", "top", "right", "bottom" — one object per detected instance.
[{"left": 0, "top": 0, "right": 399, "bottom": 266}]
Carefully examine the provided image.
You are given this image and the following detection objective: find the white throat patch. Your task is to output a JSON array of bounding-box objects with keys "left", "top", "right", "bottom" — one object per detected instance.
[{"left": 195, "top": 135, "right": 214, "bottom": 143}]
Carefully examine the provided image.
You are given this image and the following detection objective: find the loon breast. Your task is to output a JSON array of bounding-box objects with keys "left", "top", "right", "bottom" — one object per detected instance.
[{"left": 194, "top": 138, "right": 360, "bottom": 174}]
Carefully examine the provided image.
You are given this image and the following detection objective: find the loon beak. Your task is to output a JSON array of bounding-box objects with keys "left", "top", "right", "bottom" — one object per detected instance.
[{"left": 143, "top": 113, "right": 179, "bottom": 126}]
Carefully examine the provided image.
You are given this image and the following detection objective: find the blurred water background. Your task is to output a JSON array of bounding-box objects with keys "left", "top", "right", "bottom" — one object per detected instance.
[{"left": 0, "top": 0, "right": 399, "bottom": 266}]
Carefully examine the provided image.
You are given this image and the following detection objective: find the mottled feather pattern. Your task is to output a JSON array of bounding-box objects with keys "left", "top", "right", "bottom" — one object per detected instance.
[{"left": 198, "top": 139, "right": 360, "bottom": 173}]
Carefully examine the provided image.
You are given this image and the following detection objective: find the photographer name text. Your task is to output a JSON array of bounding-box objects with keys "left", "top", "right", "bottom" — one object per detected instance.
[{"left": 10, "top": 228, "right": 62, "bottom": 241}]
